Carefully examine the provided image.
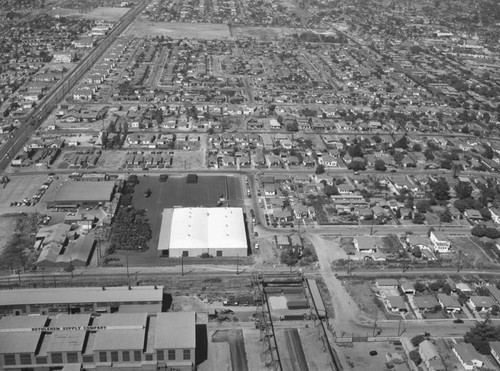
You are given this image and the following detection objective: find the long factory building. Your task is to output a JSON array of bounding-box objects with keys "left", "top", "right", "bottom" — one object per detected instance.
[
  {"left": 0, "top": 286, "right": 165, "bottom": 316},
  {"left": 0, "top": 311, "right": 196, "bottom": 370}
]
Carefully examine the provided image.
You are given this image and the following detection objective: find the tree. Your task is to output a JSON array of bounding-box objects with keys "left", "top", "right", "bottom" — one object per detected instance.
[
  {"left": 464, "top": 319, "right": 500, "bottom": 354},
  {"left": 430, "top": 177, "right": 450, "bottom": 201},
  {"left": 315, "top": 164, "right": 325, "bottom": 175},
  {"left": 409, "top": 350, "right": 422, "bottom": 365},
  {"left": 411, "top": 334, "right": 427, "bottom": 347},
  {"left": 348, "top": 143, "right": 364, "bottom": 158},
  {"left": 455, "top": 181, "right": 473, "bottom": 199},
  {"left": 349, "top": 160, "right": 366, "bottom": 171},
  {"left": 471, "top": 225, "right": 500, "bottom": 239},
  {"left": 280, "top": 248, "right": 300, "bottom": 266},
  {"left": 323, "top": 184, "right": 339, "bottom": 196},
  {"left": 416, "top": 200, "right": 430, "bottom": 214},
  {"left": 374, "top": 159, "right": 386, "bottom": 171},
  {"left": 285, "top": 121, "right": 299, "bottom": 132},
  {"left": 439, "top": 209, "right": 452, "bottom": 223},
  {"left": 483, "top": 145, "right": 495, "bottom": 160},
  {"left": 414, "top": 281, "right": 426, "bottom": 292},
  {"left": 424, "top": 148, "right": 435, "bottom": 161},
  {"left": 413, "top": 143, "right": 422, "bottom": 152},
  {"left": 413, "top": 213, "right": 425, "bottom": 224},
  {"left": 394, "top": 135, "right": 409, "bottom": 149}
]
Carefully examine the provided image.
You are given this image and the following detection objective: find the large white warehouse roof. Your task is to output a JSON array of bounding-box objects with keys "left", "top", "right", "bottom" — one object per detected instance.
[{"left": 158, "top": 207, "right": 247, "bottom": 253}]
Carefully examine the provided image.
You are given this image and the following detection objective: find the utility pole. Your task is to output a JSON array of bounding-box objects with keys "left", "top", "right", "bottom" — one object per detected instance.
[
  {"left": 372, "top": 321, "right": 377, "bottom": 337},
  {"left": 370, "top": 216, "right": 375, "bottom": 236},
  {"left": 457, "top": 250, "right": 462, "bottom": 273},
  {"left": 236, "top": 254, "right": 239, "bottom": 275},
  {"left": 181, "top": 254, "right": 184, "bottom": 276},
  {"left": 347, "top": 254, "right": 351, "bottom": 276},
  {"left": 69, "top": 256, "right": 74, "bottom": 278},
  {"left": 397, "top": 318, "right": 405, "bottom": 336},
  {"left": 126, "top": 255, "right": 130, "bottom": 284}
]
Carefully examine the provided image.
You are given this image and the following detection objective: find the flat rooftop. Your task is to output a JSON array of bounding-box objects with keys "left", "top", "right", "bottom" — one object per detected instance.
[
  {"left": 158, "top": 207, "right": 247, "bottom": 251},
  {"left": 0, "top": 286, "right": 164, "bottom": 306},
  {"left": 154, "top": 312, "right": 196, "bottom": 349},
  {"left": 52, "top": 180, "right": 115, "bottom": 203}
]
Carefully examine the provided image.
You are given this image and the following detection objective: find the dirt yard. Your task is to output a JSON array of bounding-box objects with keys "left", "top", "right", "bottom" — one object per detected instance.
[
  {"left": 340, "top": 341, "right": 406, "bottom": 370},
  {"left": 231, "top": 26, "right": 296, "bottom": 40},
  {"left": 298, "top": 327, "right": 332, "bottom": 371},
  {"left": 124, "top": 22, "right": 231, "bottom": 39},
  {"left": 342, "top": 279, "right": 386, "bottom": 320}
]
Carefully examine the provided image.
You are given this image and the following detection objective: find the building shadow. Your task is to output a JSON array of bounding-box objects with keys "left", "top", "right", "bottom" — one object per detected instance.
[
  {"left": 162, "top": 293, "right": 173, "bottom": 311},
  {"left": 195, "top": 324, "right": 208, "bottom": 365}
]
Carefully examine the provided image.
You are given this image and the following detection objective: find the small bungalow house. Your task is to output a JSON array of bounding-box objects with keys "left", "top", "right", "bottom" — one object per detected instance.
[
  {"left": 413, "top": 295, "right": 440, "bottom": 313},
  {"left": 452, "top": 343, "right": 483, "bottom": 370},
  {"left": 418, "top": 340, "right": 445, "bottom": 371},
  {"left": 385, "top": 296, "right": 407, "bottom": 313},
  {"left": 437, "top": 294, "right": 462, "bottom": 313},
  {"left": 354, "top": 237, "right": 377, "bottom": 253},
  {"left": 468, "top": 296, "right": 496, "bottom": 312}
]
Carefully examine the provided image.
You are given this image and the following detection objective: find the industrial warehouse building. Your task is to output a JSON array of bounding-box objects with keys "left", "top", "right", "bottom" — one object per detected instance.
[
  {"left": 37, "top": 233, "right": 96, "bottom": 269},
  {"left": 47, "top": 180, "right": 116, "bottom": 209},
  {"left": 0, "top": 311, "right": 196, "bottom": 370},
  {"left": 0, "top": 286, "right": 165, "bottom": 316},
  {"left": 157, "top": 207, "right": 248, "bottom": 257}
]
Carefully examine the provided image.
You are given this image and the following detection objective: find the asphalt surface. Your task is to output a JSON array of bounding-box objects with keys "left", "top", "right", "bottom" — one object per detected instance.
[
  {"left": 212, "top": 329, "right": 248, "bottom": 371},
  {"left": 282, "top": 328, "right": 310, "bottom": 371}
]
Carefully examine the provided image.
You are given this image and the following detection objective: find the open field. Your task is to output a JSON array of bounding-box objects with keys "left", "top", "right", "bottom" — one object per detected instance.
[
  {"left": 48, "top": 7, "right": 129, "bottom": 20},
  {"left": 342, "top": 279, "right": 386, "bottom": 320},
  {"left": 231, "top": 26, "right": 297, "bottom": 40},
  {"left": 124, "top": 22, "right": 231, "bottom": 39},
  {"left": 451, "top": 236, "right": 494, "bottom": 267}
]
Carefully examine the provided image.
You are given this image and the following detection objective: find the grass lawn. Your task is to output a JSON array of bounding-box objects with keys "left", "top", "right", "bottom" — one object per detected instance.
[{"left": 129, "top": 174, "right": 243, "bottom": 259}]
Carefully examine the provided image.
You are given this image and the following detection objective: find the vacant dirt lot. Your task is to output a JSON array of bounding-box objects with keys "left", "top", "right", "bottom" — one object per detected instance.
[
  {"left": 340, "top": 341, "right": 405, "bottom": 370},
  {"left": 231, "top": 26, "right": 296, "bottom": 40},
  {"left": 49, "top": 7, "right": 129, "bottom": 20},
  {"left": 124, "top": 22, "right": 231, "bottom": 39},
  {"left": 342, "top": 279, "right": 385, "bottom": 320}
]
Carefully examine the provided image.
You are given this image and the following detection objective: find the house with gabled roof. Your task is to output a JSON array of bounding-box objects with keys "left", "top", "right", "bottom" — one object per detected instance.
[
  {"left": 437, "top": 294, "right": 462, "bottom": 313},
  {"left": 414, "top": 295, "right": 440, "bottom": 312},
  {"left": 418, "top": 340, "right": 445, "bottom": 371},
  {"left": 452, "top": 343, "right": 483, "bottom": 370}
]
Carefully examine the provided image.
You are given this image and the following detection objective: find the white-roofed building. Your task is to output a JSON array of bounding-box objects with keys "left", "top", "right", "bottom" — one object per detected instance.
[{"left": 158, "top": 207, "right": 248, "bottom": 257}]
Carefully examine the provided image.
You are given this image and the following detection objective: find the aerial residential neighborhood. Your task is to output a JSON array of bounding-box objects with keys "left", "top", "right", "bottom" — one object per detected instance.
[{"left": 1, "top": 0, "right": 500, "bottom": 370}]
